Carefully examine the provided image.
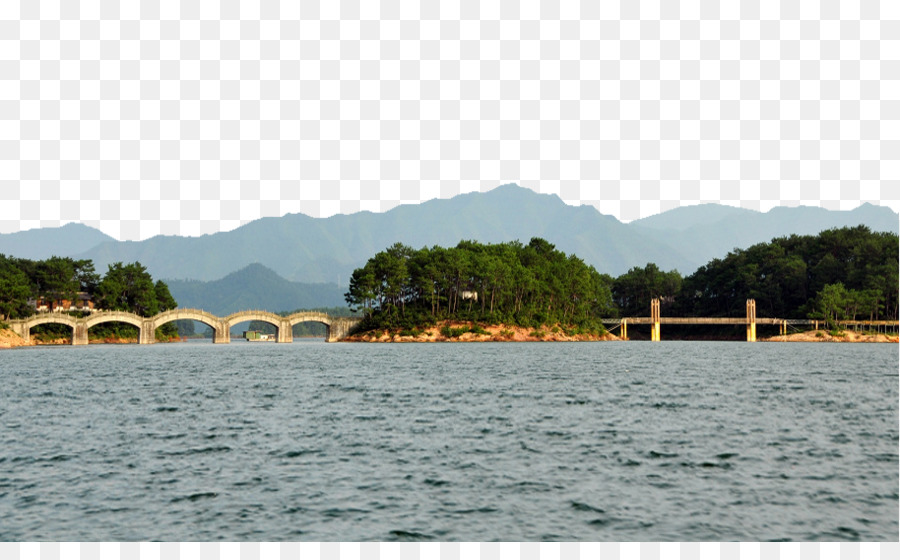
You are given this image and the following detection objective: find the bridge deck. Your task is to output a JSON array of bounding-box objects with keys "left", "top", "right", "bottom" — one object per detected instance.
[
  {"left": 612, "top": 317, "right": 781, "bottom": 325},
  {"left": 605, "top": 317, "right": 897, "bottom": 326}
]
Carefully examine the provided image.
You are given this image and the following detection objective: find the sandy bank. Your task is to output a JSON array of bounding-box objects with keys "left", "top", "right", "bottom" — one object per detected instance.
[
  {"left": 0, "top": 328, "right": 29, "bottom": 348},
  {"left": 762, "top": 330, "right": 898, "bottom": 343},
  {"left": 344, "top": 321, "right": 620, "bottom": 343}
]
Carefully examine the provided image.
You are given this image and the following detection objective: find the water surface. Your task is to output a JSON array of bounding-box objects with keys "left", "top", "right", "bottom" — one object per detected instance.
[{"left": 1, "top": 340, "right": 896, "bottom": 541}]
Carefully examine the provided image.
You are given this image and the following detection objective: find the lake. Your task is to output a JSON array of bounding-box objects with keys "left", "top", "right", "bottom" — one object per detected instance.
[{"left": 0, "top": 340, "right": 897, "bottom": 541}]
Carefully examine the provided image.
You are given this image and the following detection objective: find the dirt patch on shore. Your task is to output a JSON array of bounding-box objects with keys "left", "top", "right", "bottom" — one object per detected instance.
[
  {"left": 344, "top": 321, "right": 620, "bottom": 343},
  {"left": 0, "top": 328, "right": 29, "bottom": 348},
  {"left": 763, "top": 330, "right": 898, "bottom": 343}
]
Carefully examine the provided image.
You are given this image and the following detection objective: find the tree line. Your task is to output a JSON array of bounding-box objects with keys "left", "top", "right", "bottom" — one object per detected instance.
[
  {"left": 0, "top": 255, "right": 178, "bottom": 339},
  {"left": 345, "top": 237, "right": 617, "bottom": 333},
  {"left": 673, "top": 225, "right": 897, "bottom": 325},
  {"left": 346, "top": 226, "right": 898, "bottom": 332}
]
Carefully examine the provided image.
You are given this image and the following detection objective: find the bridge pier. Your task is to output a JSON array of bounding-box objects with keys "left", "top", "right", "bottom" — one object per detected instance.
[
  {"left": 621, "top": 319, "right": 627, "bottom": 340},
  {"left": 650, "top": 299, "right": 660, "bottom": 342},
  {"left": 139, "top": 320, "right": 156, "bottom": 344},
  {"left": 746, "top": 299, "right": 757, "bottom": 342},
  {"left": 73, "top": 324, "right": 89, "bottom": 346},
  {"left": 9, "top": 321, "right": 29, "bottom": 343},
  {"left": 277, "top": 320, "right": 293, "bottom": 343},
  {"left": 214, "top": 321, "right": 230, "bottom": 344},
  {"left": 327, "top": 318, "right": 357, "bottom": 342}
]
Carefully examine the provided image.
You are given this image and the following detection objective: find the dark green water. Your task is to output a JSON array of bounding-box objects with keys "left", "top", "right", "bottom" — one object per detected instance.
[{"left": 0, "top": 340, "right": 896, "bottom": 541}]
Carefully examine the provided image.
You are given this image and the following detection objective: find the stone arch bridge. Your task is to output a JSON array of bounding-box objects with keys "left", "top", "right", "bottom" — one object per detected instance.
[{"left": 7, "top": 309, "right": 361, "bottom": 345}]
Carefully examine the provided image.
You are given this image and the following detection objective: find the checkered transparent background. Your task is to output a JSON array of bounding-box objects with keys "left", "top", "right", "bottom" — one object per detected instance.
[
  {"left": 1, "top": 0, "right": 897, "bottom": 241},
  {"left": 1, "top": 0, "right": 897, "bottom": 556}
]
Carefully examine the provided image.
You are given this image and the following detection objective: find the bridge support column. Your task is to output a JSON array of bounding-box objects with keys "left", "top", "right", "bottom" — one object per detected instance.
[
  {"left": 214, "top": 321, "right": 230, "bottom": 344},
  {"left": 650, "top": 299, "right": 660, "bottom": 342},
  {"left": 621, "top": 319, "right": 627, "bottom": 340},
  {"left": 73, "top": 323, "right": 89, "bottom": 346},
  {"left": 326, "top": 318, "right": 360, "bottom": 342},
  {"left": 277, "top": 320, "right": 293, "bottom": 343},
  {"left": 140, "top": 320, "right": 156, "bottom": 344},
  {"left": 9, "top": 322, "right": 29, "bottom": 343},
  {"left": 746, "top": 299, "right": 757, "bottom": 342}
]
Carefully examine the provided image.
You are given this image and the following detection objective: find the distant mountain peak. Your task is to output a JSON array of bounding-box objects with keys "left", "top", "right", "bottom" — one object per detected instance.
[{"left": 0, "top": 222, "right": 115, "bottom": 261}]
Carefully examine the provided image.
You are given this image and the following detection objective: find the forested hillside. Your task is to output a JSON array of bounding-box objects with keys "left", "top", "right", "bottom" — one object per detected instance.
[
  {"left": 346, "top": 226, "right": 899, "bottom": 334},
  {"left": 0, "top": 255, "right": 176, "bottom": 321},
  {"left": 0, "top": 255, "right": 179, "bottom": 341},
  {"left": 675, "top": 225, "right": 898, "bottom": 323},
  {"left": 345, "top": 237, "right": 617, "bottom": 333}
]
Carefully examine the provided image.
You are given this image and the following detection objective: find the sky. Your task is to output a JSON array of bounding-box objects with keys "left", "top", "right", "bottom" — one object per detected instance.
[{"left": 1, "top": 1, "right": 897, "bottom": 240}]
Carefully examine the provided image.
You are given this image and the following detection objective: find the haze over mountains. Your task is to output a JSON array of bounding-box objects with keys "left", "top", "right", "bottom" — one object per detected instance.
[
  {"left": 164, "top": 263, "right": 347, "bottom": 316},
  {"left": 1, "top": 184, "right": 897, "bottom": 313}
]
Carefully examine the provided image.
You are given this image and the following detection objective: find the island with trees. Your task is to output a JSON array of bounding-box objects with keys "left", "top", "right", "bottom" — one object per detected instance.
[{"left": 344, "top": 226, "right": 898, "bottom": 342}]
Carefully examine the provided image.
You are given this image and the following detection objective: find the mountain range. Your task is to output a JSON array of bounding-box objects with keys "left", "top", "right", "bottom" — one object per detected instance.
[
  {"left": 2, "top": 184, "right": 897, "bottom": 308},
  {"left": 164, "top": 263, "right": 347, "bottom": 316}
]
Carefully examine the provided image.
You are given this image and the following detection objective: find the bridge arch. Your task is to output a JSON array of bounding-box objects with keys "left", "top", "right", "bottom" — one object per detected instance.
[
  {"left": 152, "top": 308, "right": 221, "bottom": 332},
  {"left": 225, "top": 310, "right": 285, "bottom": 330},
  {"left": 226, "top": 310, "right": 293, "bottom": 343},
  {"left": 152, "top": 308, "right": 228, "bottom": 343},
  {"left": 287, "top": 311, "right": 334, "bottom": 341},
  {"left": 82, "top": 312, "right": 146, "bottom": 344},
  {"left": 84, "top": 312, "right": 144, "bottom": 331},
  {"left": 21, "top": 313, "right": 79, "bottom": 344},
  {"left": 287, "top": 311, "right": 333, "bottom": 328},
  {"left": 25, "top": 313, "right": 78, "bottom": 331}
]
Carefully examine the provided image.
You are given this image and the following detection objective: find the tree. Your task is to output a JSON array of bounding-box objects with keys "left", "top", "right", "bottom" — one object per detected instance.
[
  {"left": 154, "top": 280, "right": 178, "bottom": 337},
  {"left": 345, "top": 238, "right": 616, "bottom": 332},
  {"left": 96, "top": 262, "right": 160, "bottom": 316},
  {"left": 0, "top": 254, "right": 33, "bottom": 320},
  {"left": 37, "top": 256, "right": 80, "bottom": 307},
  {"left": 813, "top": 283, "right": 850, "bottom": 329}
]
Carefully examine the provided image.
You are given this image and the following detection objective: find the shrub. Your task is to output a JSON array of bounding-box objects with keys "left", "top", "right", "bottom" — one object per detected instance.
[
  {"left": 529, "top": 329, "right": 545, "bottom": 339},
  {"left": 499, "top": 329, "right": 514, "bottom": 339}
]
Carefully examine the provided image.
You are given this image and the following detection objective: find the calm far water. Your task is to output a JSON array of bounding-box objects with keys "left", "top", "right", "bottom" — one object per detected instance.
[{"left": 0, "top": 340, "right": 897, "bottom": 541}]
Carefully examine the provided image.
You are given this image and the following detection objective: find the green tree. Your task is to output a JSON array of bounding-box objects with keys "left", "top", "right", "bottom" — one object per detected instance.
[
  {"left": 96, "top": 262, "right": 159, "bottom": 316},
  {"left": 0, "top": 254, "right": 33, "bottom": 320},
  {"left": 813, "top": 283, "right": 850, "bottom": 328},
  {"left": 37, "top": 256, "right": 79, "bottom": 306}
]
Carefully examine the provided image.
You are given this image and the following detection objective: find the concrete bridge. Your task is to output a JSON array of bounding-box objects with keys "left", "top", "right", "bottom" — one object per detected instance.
[
  {"left": 7, "top": 309, "right": 362, "bottom": 345},
  {"left": 604, "top": 298, "right": 898, "bottom": 341}
]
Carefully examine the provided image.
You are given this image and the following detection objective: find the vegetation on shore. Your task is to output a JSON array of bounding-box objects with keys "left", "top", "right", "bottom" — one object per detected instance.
[
  {"left": 345, "top": 226, "right": 898, "bottom": 338},
  {"left": 0, "top": 255, "right": 178, "bottom": 341},
  {"left": 345, "top": 238, "right": 616, "bottom": 335}
]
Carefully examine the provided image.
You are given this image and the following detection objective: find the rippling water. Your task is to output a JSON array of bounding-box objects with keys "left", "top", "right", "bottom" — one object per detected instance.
[{"left": 0, "top": 340, "right": 896, "bottom": 541}]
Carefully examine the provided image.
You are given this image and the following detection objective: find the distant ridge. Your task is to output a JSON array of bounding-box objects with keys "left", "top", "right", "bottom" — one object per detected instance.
[
  {"left": 1, "top": 185, "right": 896, "bottom": 286},
  {"left": 630, "top": 201, "right": 899, "bottom": 269},
  {"left": 163, "top": 263, "right": 346, "bottom": 316},
  {"left": 0, "top": 222, "right": 115, "bottom": 261}
]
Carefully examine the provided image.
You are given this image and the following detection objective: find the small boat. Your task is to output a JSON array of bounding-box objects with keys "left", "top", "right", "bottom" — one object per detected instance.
[{"left": 243, "top": 330, "right": 275, "bottom": 342}]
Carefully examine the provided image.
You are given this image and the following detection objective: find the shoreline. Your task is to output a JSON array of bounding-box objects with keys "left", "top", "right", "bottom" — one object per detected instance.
[
  {"left": 761, "top": 330, "right": 898, "bottom": 343},
  {"left": 343, "top": 321, "right": 619, "bottom": 343},
  {"left": 2, "top": 327, "right": 897, "bottom": 348},
  {"left": 344, "top": 322, "right": 898, "bottom": 343}
]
